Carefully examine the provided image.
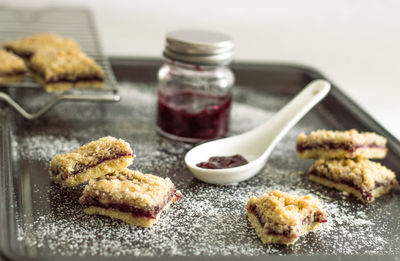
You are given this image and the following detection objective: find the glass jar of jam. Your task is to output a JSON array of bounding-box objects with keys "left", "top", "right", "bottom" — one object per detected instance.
[{"left": 157, "top": 30, "right": 234, "bottom": 143}]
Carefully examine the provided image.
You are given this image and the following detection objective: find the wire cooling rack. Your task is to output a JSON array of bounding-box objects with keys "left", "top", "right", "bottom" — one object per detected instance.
[{"left": 0, "top": 7, "right": 119, "bottom": 119}]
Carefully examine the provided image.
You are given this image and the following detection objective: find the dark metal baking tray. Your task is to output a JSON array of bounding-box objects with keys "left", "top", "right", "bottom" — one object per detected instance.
[{"left": 0, "top": 58, "right": 399, "bottom": 261}]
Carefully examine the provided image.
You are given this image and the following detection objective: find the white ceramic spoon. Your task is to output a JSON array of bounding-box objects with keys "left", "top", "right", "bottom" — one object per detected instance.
[{"left": 184, "top": 79, "right": 331, "bottom": 185}]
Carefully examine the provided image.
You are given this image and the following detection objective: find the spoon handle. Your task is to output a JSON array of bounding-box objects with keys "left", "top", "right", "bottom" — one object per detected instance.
[{"left": 250, "top": 79, "right": 331, "bottom": 156}]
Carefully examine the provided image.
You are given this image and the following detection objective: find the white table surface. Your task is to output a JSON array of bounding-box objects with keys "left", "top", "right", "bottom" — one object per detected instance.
[{"left": 4, "top": 0, "right": 400, "bottom": 140}]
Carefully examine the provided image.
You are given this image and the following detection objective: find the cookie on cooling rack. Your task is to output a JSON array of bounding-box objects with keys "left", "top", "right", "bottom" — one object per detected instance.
[
  {"left": 0, "top": 49, "right": 26, "bottom": 83},
  {"left": 3, "top": 33, "right": 80, "bottom": 59},
  {"left": 29, "top": 48, "right": 105, "bottom": 92}
]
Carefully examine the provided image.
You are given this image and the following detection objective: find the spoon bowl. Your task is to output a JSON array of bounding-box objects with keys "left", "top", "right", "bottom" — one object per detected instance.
[{"left": 185, "top": 79, "right": 331, "bottom": 185}]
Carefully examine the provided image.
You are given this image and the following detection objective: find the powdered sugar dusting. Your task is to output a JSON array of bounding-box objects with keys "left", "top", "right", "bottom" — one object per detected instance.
[
  {"left": 14, "top": 135, "right": 80, "bottom": 162},
  {"left": 12, "top": 83, "right": 400, "bottom": 258}
]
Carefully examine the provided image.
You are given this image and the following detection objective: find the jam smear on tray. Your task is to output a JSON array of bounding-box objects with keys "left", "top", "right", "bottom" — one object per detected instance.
[
  {"left": 196, "top": 154, "right": 248, "bottom": 169},
  {"left": 157, "top": 90, "right": 232, "bottom": 140}
]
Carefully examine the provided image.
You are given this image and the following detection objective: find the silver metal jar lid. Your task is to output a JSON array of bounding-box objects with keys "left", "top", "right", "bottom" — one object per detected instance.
[{"left": 163, "top": 29, "right": 233, "bottom": 65}]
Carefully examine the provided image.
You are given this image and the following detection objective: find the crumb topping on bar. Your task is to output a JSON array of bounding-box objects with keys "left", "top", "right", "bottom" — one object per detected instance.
[
  {"left": 81, "top": 169, "right": 177, "bottom": 209},
  {"left": 50, "top": 136, "right": 134, "bottom": 179},
  {"left": 30, "top": 49, "right": 104, "bottom": 82},
  {"left": 297, "top": 129, "right": 387, "bottom": 147},
  {"left": 0, "top": 49, "right": 26, "bottom": 74},
  {"left": 247, "top": 190, "right": 326, "bottom": 227},
  {"left": 309, "top": 158, "right": 398, "bottom": 190},
  {"left": 3, "top": 33, "right": 80, "bottom": 58}
]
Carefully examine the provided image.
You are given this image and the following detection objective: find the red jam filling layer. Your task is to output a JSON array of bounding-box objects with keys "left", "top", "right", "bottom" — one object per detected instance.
[
  {"left": 45, "top": 77, "right": 104, "bottom": 84},
  {"left": 0, "top": 71, "right": 25, "bottom": 77},
  {"left": 296, "top": 143, "right": 386, "bottom": 153},
  {"left": 30, "top": 67, "right": 104, "bottom": 83},
  {"left": 157, "top": 90, "right": 232, "bottom": 140},
  {"left": 53, "top": 152, "right": 134, "bottom": 180},
  {"left": 196, "top": 154, "right": 248, "bottom": 169},
  {"left": 3, "top": 47, "right": 33, "bottom": 59},
  {"left": 81, "top": 189, "right": 181, "bottom": 219}
]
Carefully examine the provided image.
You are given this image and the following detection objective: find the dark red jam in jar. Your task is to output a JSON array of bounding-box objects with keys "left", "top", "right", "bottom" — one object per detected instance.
[
  {"left": 157, "top": 90, "right": 232, "bottom": 141},
  {"left": 157, "top": 30, "right": 234, "bottom": 142}
]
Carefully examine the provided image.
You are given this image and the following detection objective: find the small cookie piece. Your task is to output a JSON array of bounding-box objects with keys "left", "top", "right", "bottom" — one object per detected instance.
[
  {"left": 79, "top": 169, "right": 182, "bottom": 227},
  {"left": 3, "top": 33, "right": 80, "bottom": 59},
  {"left": 246, "top": 190, "right": 327, "bottom": 245},
  {"left": 296, "top": 129, "right": 387, "bottom": 159},
  {"left": 50, "top": 136, "right": 134, "bottom": 187},
  {"left": 29, "top": 49, "right": 104, "bottom": 92},
  {"left": 0, "top": 49, "right": 26, "bottom": 83},
  {"left": 309, "top": 158, "right": 398, "bottom": 203}
]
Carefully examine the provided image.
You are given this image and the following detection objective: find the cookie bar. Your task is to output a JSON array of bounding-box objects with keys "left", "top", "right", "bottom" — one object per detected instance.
[
  {"left": 296, "top": 129, "right": 387, "bottom": 159},
  {"left": 309, "top": 158, "right": 398, "bottom": 203},
  {"left": 3, "top": 33, "right": 80, "bottom": 59},
  {"left": 29, "top": 49, "right": 104, "bottom": 92},
  {"left": 246, "top": 190, "right": 327, "bottom": 245},
  {"left": 79, "top": 169, "right": 182, "bottom": 227},
  {"left": 0, "top": 49, "right": 26, "bottom": 83},
  {"left": 50, "top": 136, "right": 134, "bottom": 187}
]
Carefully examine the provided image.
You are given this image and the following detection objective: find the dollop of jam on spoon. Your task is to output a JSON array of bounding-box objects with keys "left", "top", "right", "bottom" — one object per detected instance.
[{"left": 196, "top": 154, "right": 249, "bottom": 169}]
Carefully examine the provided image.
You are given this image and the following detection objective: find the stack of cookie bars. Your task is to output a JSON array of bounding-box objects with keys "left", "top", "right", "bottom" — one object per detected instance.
[
  {"left": 245, "top": 129, "right": 398, "bottom": 246},
  {"left": 297, "top": 129, "right": 398, "bottom": 202},
  {"left": 1, "top": 33, "right": 105, "bottom": 92},
  {"left": 50, "top": 136, "right": 182, "bottom": 227}
]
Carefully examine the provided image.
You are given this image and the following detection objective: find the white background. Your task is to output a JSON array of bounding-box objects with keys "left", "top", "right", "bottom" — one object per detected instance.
[{"left": 3, "top": 0, "right": 400, "bottom": 139}]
